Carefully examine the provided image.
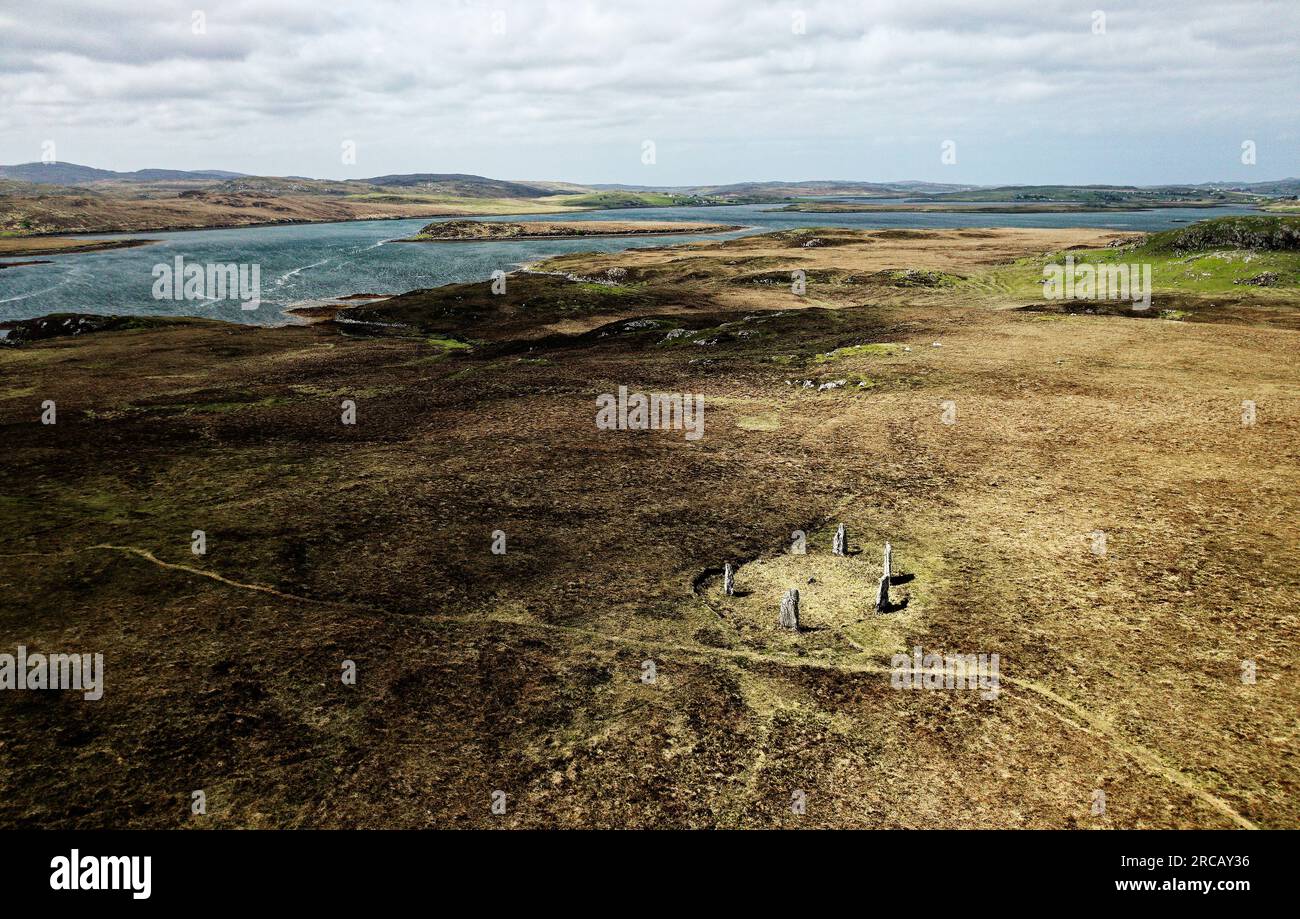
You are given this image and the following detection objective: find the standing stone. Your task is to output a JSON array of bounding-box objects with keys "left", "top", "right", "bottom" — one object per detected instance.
[
  {"left": 723, "top": 562, "right": 735, "bottom": 597},
  {"left": 833, "top": 523, "right": 846, "bottom": 556},
  {"left": 875, "top": 574, "right": 890, "bottom": 614},
  {"left": 779, "top": 588, "right": 800, "bottom": 631},
  {"left": 883, "top": 541, "right": 893, "bottom": 582}
]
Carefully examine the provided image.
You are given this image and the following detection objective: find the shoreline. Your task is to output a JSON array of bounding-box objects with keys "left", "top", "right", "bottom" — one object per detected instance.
[
  {"left": 2, "top": 225, "right": 1133, "bottom": 335},
  {"left": 0, "top": 237, "right": 158, "bottom": 257},
  {"left": 1, "top": 201, "right": 765, "bottom": 241}
]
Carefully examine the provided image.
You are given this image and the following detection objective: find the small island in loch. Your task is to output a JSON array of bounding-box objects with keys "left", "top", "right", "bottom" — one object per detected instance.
[{"left": 399, "top": 219, "right": 744, "bottom": 241}]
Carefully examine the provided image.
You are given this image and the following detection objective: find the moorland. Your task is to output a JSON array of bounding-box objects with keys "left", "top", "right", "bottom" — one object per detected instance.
[{"left": 1, "top": 215, "right": 1296, "bottom": 828}]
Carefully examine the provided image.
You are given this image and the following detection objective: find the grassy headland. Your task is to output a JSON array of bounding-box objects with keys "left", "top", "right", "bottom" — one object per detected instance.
[
  {"left": 980, "top": 215, "right": 1300, "bottom": 321},
  {"left": 0, "top": 236, "right": 156, "bottom": 257}
]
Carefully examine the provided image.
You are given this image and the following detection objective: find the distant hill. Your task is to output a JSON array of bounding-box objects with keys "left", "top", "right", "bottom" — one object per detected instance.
[
  {"left": 359, "top": 173, "right": 556, "bottom": 198},
  {"left": 588, "top": 180, "right": 978, "bottom": 197},
  {"left": 4, "top": 164, "right": 1297, "bottom": 238},
  {"left": 554, "top": 190, "right": 773, "bottom": 208},
  {"left": 0, "top": 162, "right": 244, "bottom": 184},
  {"left": 915, "top": 184, "right": 1258, "bottom": 205},
  {"left": 4, "top": 165, "right": 1297, "bottom": 202},
  {"left": 4, "top": 164, "right": 1298, "bottom": 199},
  {"left": 916, "top": 182, "right": 1300, "bottom": 204},
  {"left": 128, "top": 168, "right": 247, "bottom": 181},
  {"left": 205, "top": 176, "right": 354, "bottom": 195},
  {"left": 1187, "top": 178, "right": 1300, "bottom": 196},
  {"left": 701, "top": 179, "right": 979, "bottom": 197}
]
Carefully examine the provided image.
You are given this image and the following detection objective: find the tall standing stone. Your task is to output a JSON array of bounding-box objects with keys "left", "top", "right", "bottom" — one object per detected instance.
[
  {"left": 833, "top": 523, "right": 846, "bottom": 556},
  {"left": 875, "top": 574, "right": 890, "bottom": 613},
  {"left": 883, "top": 541, "right": 892, "bottom": 582},
  {"left": 779, "top": 588, "right": 800, "bottom": 631},
  {"left": 723, "top": 562, "right": 735, "bottom": 597}
]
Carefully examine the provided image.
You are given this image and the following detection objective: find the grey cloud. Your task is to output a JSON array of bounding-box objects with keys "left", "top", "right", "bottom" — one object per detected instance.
[{"left": 0, "top": 0, "right": 1295, "bottom": 183}]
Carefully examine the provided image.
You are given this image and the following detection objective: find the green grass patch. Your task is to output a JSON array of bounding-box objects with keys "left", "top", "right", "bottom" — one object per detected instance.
[
  {"left": 813, "top": 342, "right": 898, "bottom": 363},
  {"left": 576, "top": 282, "right": 634, "bottom": 296},
  {"left": 427, "top": 336, "right": 471, "bottom": 350},
  {"left": 133, "top": 395, "right": 294, "bottom": 415},
  {"left": 987, "top": 218, "right": 1300, "bottom": 298}
]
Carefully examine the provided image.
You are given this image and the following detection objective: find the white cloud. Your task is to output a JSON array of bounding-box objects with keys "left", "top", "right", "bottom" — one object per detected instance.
[{"left": 0, "top": 0, "right": 1296, "bottom": 183}]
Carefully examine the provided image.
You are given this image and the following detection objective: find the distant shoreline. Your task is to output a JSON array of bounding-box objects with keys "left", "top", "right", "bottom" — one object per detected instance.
[
  {"left": 0, "top": 201, "right": 763, "bottom": 241},
  {"left": 397, "top": 220, "right": 747, "bottom": 242},
  {"left": 0, "top": 237, "right": 156, "bottom": 257},
  {"left": 776, "top": 201, "right": 1240, "bottom": 214},
  {"left": 1, "top": 199, "right": 1261, "bottom": 241}
]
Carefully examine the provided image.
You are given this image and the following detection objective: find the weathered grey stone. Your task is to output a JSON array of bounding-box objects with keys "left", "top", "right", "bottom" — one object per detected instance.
[
  {"left": 833, "top": 523, "right": 846, "bottom": 556},
  {"left": 779, "top": 588, "right": 800, "bottom": 630},
  {"left": 723, "top": 562, "right": 735, "bottom": 597},
  {"left": 883, "top": 541, "right": 893, "bottom": 582},
  {"left": 875, "top": 574, "right": 890, "bottom": 613}
]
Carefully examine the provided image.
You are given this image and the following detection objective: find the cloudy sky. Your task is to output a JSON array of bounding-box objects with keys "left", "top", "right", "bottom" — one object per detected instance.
[{"left": 1, "top": 0, "right": 1296, "bottom": 185}]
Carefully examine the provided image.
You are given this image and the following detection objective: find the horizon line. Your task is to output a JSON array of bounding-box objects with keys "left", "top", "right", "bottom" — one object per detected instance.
[{"left": 3, "top": 161, "right": 1298, "bottom": 189}]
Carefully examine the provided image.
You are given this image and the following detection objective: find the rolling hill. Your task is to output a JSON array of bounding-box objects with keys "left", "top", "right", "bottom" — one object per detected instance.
[
  {"left": 0, "top": 162, "right": 245, "bottom": 184},
  {"left": 359, "top": 173, "right": 557, "bottom": 198}
]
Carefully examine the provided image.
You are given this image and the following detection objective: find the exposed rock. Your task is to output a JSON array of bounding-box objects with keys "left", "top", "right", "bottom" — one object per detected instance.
[
  {"left": 864, "top": 268, "right": 961, "bottom": 288},
  {"left": 875, "top": 574, "right": 890, "bottom": 613},
  {"left": 779, "top": 589, "right": 800, "bottom": 630},
  {"left": 0, "top": 313, "right": 171, "bottom": 345}
]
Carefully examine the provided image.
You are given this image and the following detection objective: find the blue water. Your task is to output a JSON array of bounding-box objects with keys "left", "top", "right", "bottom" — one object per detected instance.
[{"left": 0, "top": 203, "right": 1256, "bottom": 325}]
